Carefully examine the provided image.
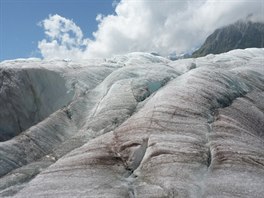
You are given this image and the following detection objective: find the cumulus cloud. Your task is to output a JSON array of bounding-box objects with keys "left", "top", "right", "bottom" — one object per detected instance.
[
  {"left": 38, "top": 0, "right": 264, "bottom": 59},
  {"left": 38, "top": 14, "right": 89, "bottom": 59}
]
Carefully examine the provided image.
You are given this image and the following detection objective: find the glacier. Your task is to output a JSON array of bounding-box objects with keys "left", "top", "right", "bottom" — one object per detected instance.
[{"left": 0, "top": 48, "right": 263, "bottom": 197}]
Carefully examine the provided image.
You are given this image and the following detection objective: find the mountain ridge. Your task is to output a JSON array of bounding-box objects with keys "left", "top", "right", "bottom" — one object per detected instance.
[{"left": 192, "top": 21, "right": 264, "bottom": 57}]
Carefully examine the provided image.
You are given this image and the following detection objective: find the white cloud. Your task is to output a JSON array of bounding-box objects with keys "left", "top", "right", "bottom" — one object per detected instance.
[
  {"left": 38, "top": 0, "right": 264, "bottom": 59},
  {"left": 38, "top": 14, "right": 89, "bottom": 59}
]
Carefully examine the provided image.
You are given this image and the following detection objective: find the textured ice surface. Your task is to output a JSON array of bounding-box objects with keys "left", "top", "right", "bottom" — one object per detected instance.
[{"left": 0, "top": 49, "right": 263, "bottom": 197}]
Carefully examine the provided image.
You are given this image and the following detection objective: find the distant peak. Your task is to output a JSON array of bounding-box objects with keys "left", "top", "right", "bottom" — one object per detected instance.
[{"left": 192, "top": 20, "right": 264, "bottom": 57}]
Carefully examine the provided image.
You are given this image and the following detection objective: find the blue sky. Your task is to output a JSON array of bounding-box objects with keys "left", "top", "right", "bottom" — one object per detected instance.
[
  {"left": 0, "top": 0, "right": 116, "bottom": 61},
  {"left": 0, "top": 0, "right": 263, "bottom": 61}
]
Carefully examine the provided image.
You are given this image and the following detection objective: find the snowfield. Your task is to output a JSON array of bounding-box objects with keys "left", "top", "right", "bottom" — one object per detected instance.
[{"left": 0, "top": 48, "right": 263, "bottom": 197}]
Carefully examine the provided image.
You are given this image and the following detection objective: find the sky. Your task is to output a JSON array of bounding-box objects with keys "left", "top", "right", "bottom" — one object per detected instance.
[
  {"left": 0, "top": 0, "right": 115, "bottom": 61},
  {"left": 0, "top": 0, "right": 263, "bottom": 61}
]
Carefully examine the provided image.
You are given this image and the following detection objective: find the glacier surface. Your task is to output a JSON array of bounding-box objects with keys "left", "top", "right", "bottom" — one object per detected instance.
[{"left": 0, "top": 49, "right": 263, "bottom": 197}]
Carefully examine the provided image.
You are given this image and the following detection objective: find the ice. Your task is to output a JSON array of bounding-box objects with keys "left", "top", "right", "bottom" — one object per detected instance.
[{"left": 0, "top": 48, "right": 263, "bottom": 197}]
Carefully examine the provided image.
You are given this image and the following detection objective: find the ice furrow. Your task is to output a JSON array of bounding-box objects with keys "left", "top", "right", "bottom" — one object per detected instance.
[{"left": 0, "top": 49, "right": 263, "bottom": 197}]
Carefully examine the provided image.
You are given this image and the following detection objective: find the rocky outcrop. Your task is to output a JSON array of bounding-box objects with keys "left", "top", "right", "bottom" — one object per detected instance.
[
  {"left": 0, "top": 49, "right": 263, "bottom": 197},
  {"left": 192, "top": 21, "right": 264, "bottom": 57}
]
